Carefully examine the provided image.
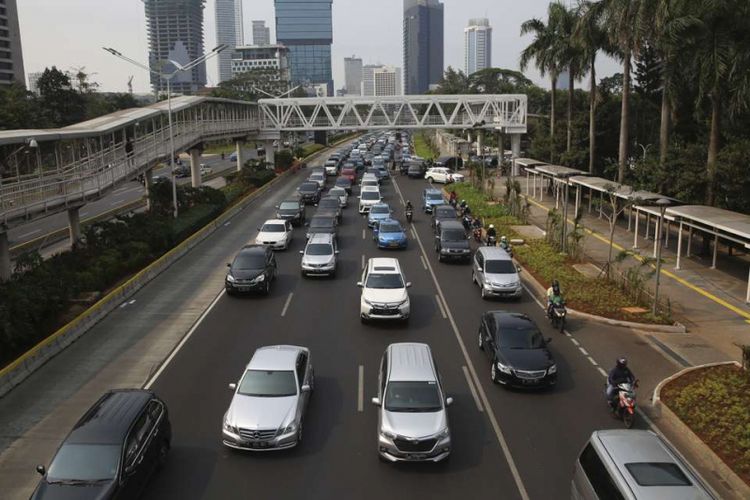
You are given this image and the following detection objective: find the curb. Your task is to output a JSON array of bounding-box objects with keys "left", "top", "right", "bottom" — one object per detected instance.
[
  {"left": 0, "top": 137, "right": 352, "bottom": 399},
  {"left": 651, "top": 362, "right": 749, "bottom": 498}
]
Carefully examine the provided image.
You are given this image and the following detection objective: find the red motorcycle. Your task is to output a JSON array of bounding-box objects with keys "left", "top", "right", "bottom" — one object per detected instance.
[{"left": 606, "top": 380, "right": 638, "bottom": 428}]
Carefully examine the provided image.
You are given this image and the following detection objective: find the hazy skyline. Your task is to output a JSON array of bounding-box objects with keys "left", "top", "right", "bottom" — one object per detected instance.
[{"left": 17, "top": 0, "right": 620, "bottom": 94}]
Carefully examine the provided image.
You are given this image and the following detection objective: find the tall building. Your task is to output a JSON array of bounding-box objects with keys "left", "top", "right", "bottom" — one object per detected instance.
[
  {"left": 231, "top": 44, "right": 290, "bottom": 83},
  {"left": 403, "top": 0, "right": 443, "bottom": 95},
  {"left": 0, "top": 0, "right": 25, "bottom": 86},
  {"left": 215, "top": 0, "right": 244, "bottom": 83},
  {"left": 373, "top": 66, "right": 402, "bottom": 96},
  {"left": 144, "top": 0, "right": 207, "bottom": 95},
  {"left": 343, "top": 56, "right": 362, "bottom": 96},
  {"left": 361, "top": 64, "right": 378, "bottom": 96},
  {"left": 252, "top": 20, "right": 271, "bottom": 45},
  {"left": 27, "top": 71, "right": 43, "bottom": 95},
  {"left": 274, "top": 0, "right": 333, "bottom": 96},
  {"left": 464, "top": 18, "right": 491, "bottom": 75}
]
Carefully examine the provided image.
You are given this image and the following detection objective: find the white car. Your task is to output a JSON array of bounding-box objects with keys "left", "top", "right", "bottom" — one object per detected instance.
[
  {"left": 308, "top": 172, "right": 326, "bottom": 188},
  {"left": 255, "top": 219, "right": 293, "bottom": 250},
  {"left": 425, "top": 167, "right": 464, "bottom": 184},
  {"left": 358, "top": 186, "right": 382, "bottom": 214},
  {"left": 200, "top": 164, "right": 213, "bottom": 176},
  {"left": 328, "top": 186, "right": 349, "bottom": 208},
  {"left": 358, "top": 257, "right": 411, "bottom": 322}
]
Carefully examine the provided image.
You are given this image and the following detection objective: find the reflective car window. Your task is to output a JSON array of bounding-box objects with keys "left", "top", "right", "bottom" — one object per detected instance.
[
  {"left": 238, "top": 370, "right": 297, "bottom": 397},
  {"left": 384, "top": 381, "right": 441, "bottom": 412},
  {"left": 366, "top": 273, "right": 404, "bottom": 289},
  {"left": 47, "top": 444, "right": 121, "bottom": 482}
]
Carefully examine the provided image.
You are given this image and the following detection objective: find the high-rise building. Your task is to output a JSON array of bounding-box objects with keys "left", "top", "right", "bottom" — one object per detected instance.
[
  {"left": 464, "top": 18, "right": 491, "bottom": 76},
  {"left": 231, "top": 44, "right": 290, "bottom": 83},
  {"left": 252, "top": 20, "right": 271, "bottom": 45},
  {"left": 144, "top": 0, "right": 207, "bottom": 95},
  {"left": 361, "top": 64, "right": 378, "bottom": 96},
  {"left": 274, "top": 0, "right": 333, "bottom": 96},
  {"left": 0, "top": 0, "right": 25, "bottom": 86},
  {"left": 373, "top": 66, "right": 402, "bottom": 96},
  {"left": 215, "top": 0, "right": 244, "bottom": 83},
  {"left": 403, "top": 0, "right": 443, "bottom": 95},
  {"left": 344, "top": 56, "right": 362, "bottom": 96},
  {"left": 27, "top": 71, "right": 43, "bottom": 95}
]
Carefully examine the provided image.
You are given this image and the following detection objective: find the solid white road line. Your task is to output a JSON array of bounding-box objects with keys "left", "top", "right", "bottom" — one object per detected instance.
[
  {"left": 462, "top": 366, "right": 484, "bottom": 412},
  {"left": 420, "top": 255, "right": 428, "bottom": 270},
  {"left": 435, "top": 294, "right": 447, "bottom": 319},
  {"left": 357, "top": 365, "right": 364, "bottom": 412},
  {"left": 410, "top": 226, "right": 417, "bottom": 238},
  {"left": 281, "top": 292, "right": 294, "bottom": 317},
  {"left": 393, "top": 177, "right": 530, "bottom": 500},
  {"left": 144, "top": 289, "right": 226, "bottom": 389}
]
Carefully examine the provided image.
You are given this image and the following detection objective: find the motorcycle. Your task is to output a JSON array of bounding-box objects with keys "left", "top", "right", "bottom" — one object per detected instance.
[
  {"left": 548, "top": 300, "right": 566, "bottom": 332},
  {"left": 606, "top": 381, "right": 638, "bottom": 428},
  {"left": 405, "top": 207, "right": 413, "bottom": 223},
  {"left": 499, "top": 242, "right": 514, "bottom": 258},
  {"left": 462, "top": 214, "right": 473, "bottom": 232},
  {"left": 486, "top": 235, "right": 497, "bottom": 247},
  {"left": 472, "top": 227, "right": 483, "bottom": 242}
]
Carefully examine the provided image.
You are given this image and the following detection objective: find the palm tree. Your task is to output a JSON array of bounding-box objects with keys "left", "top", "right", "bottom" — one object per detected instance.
[
  {"left": 575, "top": 2, "right": 611, "bottom": 173},
  {"left": 596, "top": 0, "right": 648, "bottom": 183},
  {"left": 520, "top": 7, "right": 563, "bottom": 162},
  {"left": 554, "top": 4, "right": 587, "bottom": 155}
]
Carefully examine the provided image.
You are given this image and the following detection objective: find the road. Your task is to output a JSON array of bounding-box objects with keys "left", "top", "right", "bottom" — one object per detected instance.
[
  {"left": 0, "top": 148, "right": 680, "bottom": 499},
  {"left": 141, "top": 164, "right": 676, "bottom": 499}
]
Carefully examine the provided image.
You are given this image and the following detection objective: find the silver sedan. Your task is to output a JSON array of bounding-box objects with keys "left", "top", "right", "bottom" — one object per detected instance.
[{"left": 222, "top": 345, "right": 314, "bottom": 451}]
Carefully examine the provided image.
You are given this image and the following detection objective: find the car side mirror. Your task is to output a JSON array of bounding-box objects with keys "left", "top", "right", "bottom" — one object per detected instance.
[
  {"left": 228, "top": 383, "right": 237, "bottom": 391},
  {"left": 304, "top": 222, "right": 309, "bottom": 226},
  {"left": 36, "top": 465, "right": 45, "bottom": 476},
  {"left": 226, "top": 263, "right": 231, "bottom": 267},
  {"left": 301, "top": 384, "right": 311, "bottom": 392},
  {"left": 476, "top": 267, "right": 483, "bottom": 273},
  {"left": 517, "top": 266, "right": 522, "bottom": 272},
  {"left": 371, "top": 397, "right": 381, "bottom": 406},
  {"left": 299, "top": 250, "right": 304, "bottom": 255},
  {"left": 257, "top": 227, "right": 261, "bottom": 231},
  {"left": 545, "top": 337, "right": 552, "bottom": 344},
  {"left": 406, "top": 282, "right": 412, "bottom": 288},
  {"left": 275, "top": 205, "right": 279, "bottom": 209},
  {"left": 356, "top": 282, "right": 363, "bottom": 287},
  {"left": 335, "top": 250, "right": 340, "bottom": 254},
  {"left": 445, "top": 397, "right": 454, "bottom": 407}
]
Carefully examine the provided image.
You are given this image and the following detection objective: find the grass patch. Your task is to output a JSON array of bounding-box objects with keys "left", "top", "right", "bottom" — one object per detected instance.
[
  {"left": 661, "top": 365, "right": 750, "bottom": 485},
  {"left": 301, "top": 143, "right": 325, "bottom": 157},
  {"left": 414, "top": 132, "right": 439, "bottom": 160}
]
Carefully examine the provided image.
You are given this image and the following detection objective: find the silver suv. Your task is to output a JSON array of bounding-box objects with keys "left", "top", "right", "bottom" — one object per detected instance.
[
  {"left": 300, "top": 233, "right": 339, "bottom": 277},
  {"left": 472, "top": 247, "right": 522, "bottom": 299},
  {"left": 372, "top": 343, "right": 452, "bottom": 462},
  {"left": 222, "top": 345, "right": 313, "bottom": 451}
]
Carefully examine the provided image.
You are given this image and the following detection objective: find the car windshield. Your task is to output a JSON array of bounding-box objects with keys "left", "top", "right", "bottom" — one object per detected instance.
[
  {"left": 484, "top": 260, "right": 517, "bottom": 274},
  {"left": 47, "top": 444, "right": 120, "bottom": 482},
  {"left": 299, "top": 183, "right": 317, "bottom": 192},
  {"left": 238, "top": 370, "right": 297, "bottom": 397},
  {"left": 371, "top": 206, "right": 390, "bottom": 214},
  {"left": 261, "top": 223, "right": 286, "bottom": 232},
  {"left": 379, "top": 222, "right": 402, "bottom": 233},
  {"left": 279, "top": 202, "right": 299, "bottom": 210},
  {"left": 384, "top": 381, "right": 442, "bottom": 412},
  {"left": 442, "top": 229, "right": 466, "bottom": 242},
  {"left": 361, "top": 192, "right": 380, "bottom": 200},
  {"left": 233, "top": 253, "right": 265, "bottom": 270},
  {"left": 310, "top": 218, "right": 334, "bottom": 228},
  {"left": 436, "top": 207, "right": 456, "bottom": 218},
  {"left": 306, "top": 243, "right": 333, "bottom": 256},
  {"left": 366, "top": 273, "right": 404, "bottom": 289},
  {"left": 336, "top": 178, "right": 350, "bottom": 185},
  {"left": 426, "top": 193, "right": 443, "bottom": 201},
  {"left": 319, "top": 199, "right": 338, "bottom": 208},
  {"left": 499, "top": 327, "right": 546, "bottom": 349}
]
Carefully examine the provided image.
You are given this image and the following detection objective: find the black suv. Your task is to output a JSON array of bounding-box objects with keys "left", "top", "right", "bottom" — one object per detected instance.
[
  {"left": 435, "top": 220, "right": 471, "bottom": 262},
  {"left": 297, "top": 181, "right": 322, "bottom": 204},
  {"left": 276, "top": 198, "right": 306, "bottom": 226},
  {"left": 32, "top": 389, "right": 171, "bottom": 500},
  {"left": 478, "top": 311, "right": 557, "bottom": 388},
  {"left": 431, "top": 204, "right": 458, "bottom": 231},
  {"left": 225, "top": 245, "right": 277, "bottom": 295}
]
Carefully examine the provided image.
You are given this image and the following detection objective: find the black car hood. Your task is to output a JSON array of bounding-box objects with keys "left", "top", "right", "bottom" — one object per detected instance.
[
  {"left": 499, "top": 347, "right": 553, "bottom": 371},
  {"left": 230, "top": 268, "right": 264, "bottom": 280},
  {"left": 32, "top": 479, "right": 116, "bottom": 500},
  {"left": 441, "top": 239, "right": 469, "bottom": 250}
]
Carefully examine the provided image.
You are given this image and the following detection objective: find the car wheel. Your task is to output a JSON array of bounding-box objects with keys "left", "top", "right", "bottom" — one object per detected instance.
[
  {"left": 226, "top": 288, "right": 235, "bottom": 297},
  {"left": 491, "top": 361, "right": 500, "bottom": 384},
  {"left": 472, "top": 271, "right": 476, "bottom": 284},
  {"left": 481, "top": 286, "right": 488, "bottom": 300},
  {"left": 360, "top": 315, "right": 368, "bottom": 324},
  {"left": 263, "top": 280, "right": 271, "bottom": 295},
  {"left": 426, "top": 177, "right": 434, "bottom": 183},
  {"left": 297, "top": 424, "right": 303, "bottom": 444},
  {"left": 478, "top": 330, "right": 484, "bottom": 350},
  {"left": 156, "top": 439, "right": 170, "bottom": 469}
]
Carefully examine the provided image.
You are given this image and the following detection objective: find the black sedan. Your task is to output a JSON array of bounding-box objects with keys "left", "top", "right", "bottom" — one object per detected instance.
[
  {"left": 478, "top": 311, "right": 557, "bottom": 388},
  {"left": 225, "top": 245, "right": 277, "bottom": 296},
  {"left": 407, "top": 164, "right": 424, "bottom": 178},
  {"left": 297, "top": 181, "right": 322, "bottom": 204},
  {"left": 431, "top": 204, "right": 458, "bottom": 231},
  {"left": 305, "top": 215, "right": 337, "bottom": 240},
  {"left": 276, "top": 199, "right": 306, "bottom": 226}
]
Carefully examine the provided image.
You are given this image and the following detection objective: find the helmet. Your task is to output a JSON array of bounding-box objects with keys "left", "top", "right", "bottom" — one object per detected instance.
[
  {"left": 500, "top": 235, "right": 508, "bottom": 242},
  {"left": 552, "top": 279, "right": 560, "bottom": 294},
  {"left": 406, "top": 200, "right": 411, "bottom": 204},
  {"left": 616, "top": 358, "right": 628, "bottom": 368},
  {"left": 489, "top": 224, "right": 495, "bottom": 229}
]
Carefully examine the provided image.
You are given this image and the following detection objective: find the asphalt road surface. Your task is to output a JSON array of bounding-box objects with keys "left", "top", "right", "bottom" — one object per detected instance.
[{"left": 139, "top": 163, "right": 675, "bottom": 499}]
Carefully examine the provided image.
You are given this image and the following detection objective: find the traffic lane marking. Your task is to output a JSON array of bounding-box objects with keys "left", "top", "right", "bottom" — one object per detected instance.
[
  {"left": 435, "top": 294, "right": 447, "bottom": 319},
  {"left": 462, "top": 365, "right": 484, "bottom": 412},
  {"left": 357, "top": 365, "right": 364, "bottom": 412},
  {"left": 280, "top": 292, "right": 294, "bottom": 317}
]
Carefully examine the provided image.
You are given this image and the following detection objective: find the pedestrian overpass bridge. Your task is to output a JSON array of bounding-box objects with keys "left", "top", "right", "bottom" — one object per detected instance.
[{"left": 0, "top": 93, "right": 526, "bottom": 277}]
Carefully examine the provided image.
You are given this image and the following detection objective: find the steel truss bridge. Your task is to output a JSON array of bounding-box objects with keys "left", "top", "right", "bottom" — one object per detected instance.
[{"left": 0, "top": 94, "right": 526, "bottom": 229}]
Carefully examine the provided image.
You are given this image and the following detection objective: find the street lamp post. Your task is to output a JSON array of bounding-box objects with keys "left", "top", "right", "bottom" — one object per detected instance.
[
  {"left": 103, "top": 45, "right": 226, "bottom": 218},
  {"left": 652, "top": 198, "right": 671, "bottom": 316}
]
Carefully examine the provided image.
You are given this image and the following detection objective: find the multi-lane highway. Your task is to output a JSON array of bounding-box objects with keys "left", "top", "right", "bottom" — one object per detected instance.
[{"left": 133, "top": 152, "right": 676, "bottom": 499}]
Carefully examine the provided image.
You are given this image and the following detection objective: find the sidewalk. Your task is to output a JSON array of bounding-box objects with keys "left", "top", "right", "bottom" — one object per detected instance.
[{"left": 482, "top": 173, "right": 750, "bottom": 366}]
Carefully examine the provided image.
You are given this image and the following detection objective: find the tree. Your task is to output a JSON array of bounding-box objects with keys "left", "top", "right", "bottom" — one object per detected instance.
[
  {"left": 599, "top": 183, "right": 641, "bottom": 277},
  {"left": 467, "top": 68, "right": 533, "bottom": 94},
  {"left": 36, "top": 66, "right": 86, "bottom": 127},
  {"left": 211, "top": 68, "right": 293, "bottom": 101},
  {"left": 553, "top": 3, "right": 587, "bottom": 154},
  {"left": 0, "top": 82, "right": 42, "bottom": 130},
  {"left": 432, "top": 67, "right": 470, "bottom": 94}
]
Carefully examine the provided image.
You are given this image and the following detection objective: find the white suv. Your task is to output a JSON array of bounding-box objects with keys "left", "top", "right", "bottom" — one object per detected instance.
[
  {"left": 255, "top": 219, "right": 293, "bottom": 250},
  {"left": 358, "top": 187, "right": 382, "bottom": 214},
  {"left": 425, "top": 167, "right": 464, "bottom": 184},
  {"left": 358, "top": 257, "right": 411, "bottom": 322}
]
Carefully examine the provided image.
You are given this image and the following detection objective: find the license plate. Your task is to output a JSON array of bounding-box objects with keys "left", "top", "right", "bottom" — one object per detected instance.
[
  {"left": 237, "top": 286, "right": 251, "bottom": 292},
  {"left": 250, "top": 441, "right": 269, "bottom": 449},
  {"left": 521, "top": 378, "right": 540, "bottom": 385},
  {"left": 389, "top": 242, "right": 399, "bottom": 247},
  {"left": 407, "top": 454, "right": 426, "bottom": 460}
]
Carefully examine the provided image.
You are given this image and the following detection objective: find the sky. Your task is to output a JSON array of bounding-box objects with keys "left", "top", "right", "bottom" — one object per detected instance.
[{"left": 17, "top": 0, "right": 621, "bottom": 94}]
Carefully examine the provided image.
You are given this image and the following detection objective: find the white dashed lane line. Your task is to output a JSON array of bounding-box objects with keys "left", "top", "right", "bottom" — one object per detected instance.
[
  {"left": 280, "top": 292, "right": 294, "bottom": 317},
  {"left": 420, "top": 255, "right": 428, "bottom": 270},
  {"left": 357, "top": 365, "right": 364, "bottom": 413}
]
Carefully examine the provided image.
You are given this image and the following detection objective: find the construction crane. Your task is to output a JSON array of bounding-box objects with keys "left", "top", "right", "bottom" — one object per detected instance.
[{"left": 127, "top": 75, "right": 134, "bottom": 94}]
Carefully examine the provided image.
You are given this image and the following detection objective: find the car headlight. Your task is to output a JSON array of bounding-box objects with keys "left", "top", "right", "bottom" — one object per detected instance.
[
  {"left": 548, "top": 364, "right": 557, "bottom": 375},
  {"left": 484, "top": 283, "right": 492, "bottom": 290},
  {"left": 282, "top": 422, "right": 297, "bottom": 434},
  {"left": 436, "top": 427, "right": 450, "bottom": 439},
  {"left": 251, "top": 274, "right": 265, "bottom": 283},
  {"left": 363, "top": 298, "right": 374, "bottom": 307},
  {"left": 380, "top": 430, "right": 397, "bottom": 440},
  {"left": 226, "top": 274, "right": 236, "bottom": 283},
  {"left": 496, "top": 361, "right": 512, "bottom": 374},
  {"left": 397, "top": 299, "right": 408, "bottom": 307},
  {"left": 223, "top": 419, "right": 238, "bottom": 434}
]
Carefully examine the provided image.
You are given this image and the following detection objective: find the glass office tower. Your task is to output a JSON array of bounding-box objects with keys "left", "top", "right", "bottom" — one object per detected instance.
[{"left": 274, "top": 0, "right": 333, "bottom": 96}]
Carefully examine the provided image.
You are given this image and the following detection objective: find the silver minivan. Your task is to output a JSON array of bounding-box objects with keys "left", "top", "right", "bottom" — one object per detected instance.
[
  {"left": 572, "top": 430, "right": 715, "bottom": 500},
  {"left": 472, "top": 247, "right": 523, "bottom": 299},
  {"left": 372, "top": 343, "right": 452, "bottom": 463},
  {"left": 300, "top": 233, "right": 338, "bottom": 277}
]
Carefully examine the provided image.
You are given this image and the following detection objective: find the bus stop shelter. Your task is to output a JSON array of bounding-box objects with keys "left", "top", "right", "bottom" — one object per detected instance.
[
  {"left": 525, "top": 164, "right": 587, "bottom": 205},
  {"left": 514, "top": 158, "right": 546, "bottom": 181}
]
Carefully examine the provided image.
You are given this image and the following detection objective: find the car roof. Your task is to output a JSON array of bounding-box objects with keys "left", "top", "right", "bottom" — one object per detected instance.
[
  {"left": 308, "top": 233, "right": 335, "bottom": 244},
  {"left": 248, "top": 345, "right": 305, "bottom": 371},
  {"left": 424, "top": 188, "right": 442, "bottom": 195},
  {"left": 361, "top": 185, "right": 380, "bottom": 192},
  {"left": 370, "top": 203, "right": 390, "bottom": 209},
  {"left": 487, "top": 311, "right": 536, "bottom": 330},
  {"left": 439, "top": 220, "right": 464, "bottom": 230},
  {"left": 434, "top": 205, "right": 456, "bottom": 213},
  {"left": 239, "top": 244, "right": 270, "bottom": 255},
  {"left": 387, "top": 343, "right": 437, "bottom": 382},
  {"left": 378, "top": 218, "right": 402, "bottom": 227},
  {"left": 367, "top": 257, "right": 401, "bottom": 274},
  {"left": 478, "top": 247, "right": 513, "bottom": 260},
  {"left": 262, "top": 219, "right": 287, "bottom": 225},
  {"left": 67, "top": 389, "right": 153, "bottom": 444}
]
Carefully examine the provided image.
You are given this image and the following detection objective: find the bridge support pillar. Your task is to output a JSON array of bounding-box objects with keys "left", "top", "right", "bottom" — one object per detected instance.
[
  {"left": 190, "top": 149, "right": 202, "bottom": 188},
  {"left": 264, "top": 140, "right": 275, "bottom": 168},
  {"left": 477, "top": 130, "right": 483, "bottom": 156},
  {"left": 68, "top": 207, "right": 82, "bottom": 249},
  {"left": 235, "top": 141, "right": 244, "bottom": 172},
  {"left": 143, "top": 167, "right": 154, "bottom": 211},
  {"left": 511, "top": 134, "right": 521, "bottom": 176},
  {"left": 0, "top": 229, "right": 10, "bottom": 282}
]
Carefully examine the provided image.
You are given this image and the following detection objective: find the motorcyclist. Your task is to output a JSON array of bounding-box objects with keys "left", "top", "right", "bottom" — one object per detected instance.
[
  {"left": 606, "top": 358, "right": 636, "bottom": 409},
  {"left": 449, "top": 190, "right": 457, "bottom": 206},
  {"left": 405, "top": 200, "right": 413, "bottom": 212},
  {"left": 472, "top": 217, "right": 483, "bottom": 230},
  {"left": 546, "top": 279, "right": 563, "bottom": 317},
  {"left": 499, "top": 235, "right": 510, "bottom": 250},
  {"left": 459, "top": 199, "right": 467, "bottom": 213},
  {"left": 486, "top": 224, "right": 497, "bottom": 240}
]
